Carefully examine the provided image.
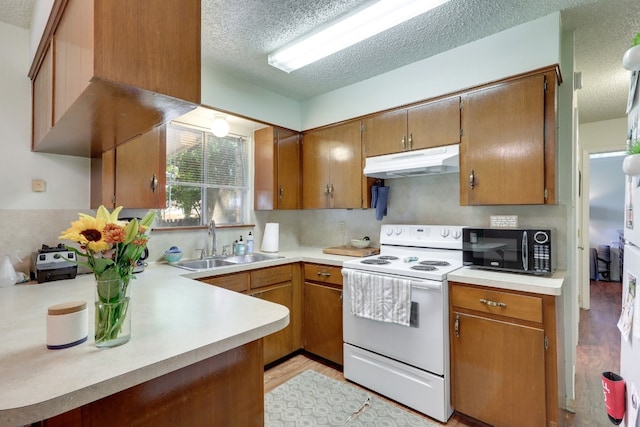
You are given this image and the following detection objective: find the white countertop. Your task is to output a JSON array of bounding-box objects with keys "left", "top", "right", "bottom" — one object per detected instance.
[
  {"left": 0, "top": 247, "right": 566, "bottom": 424},
  {"left": 0, "top": 262, "right": 292, "bottom": 426},
  {"left": 447, "top": 267, "right": 565, "bottom": 296}
]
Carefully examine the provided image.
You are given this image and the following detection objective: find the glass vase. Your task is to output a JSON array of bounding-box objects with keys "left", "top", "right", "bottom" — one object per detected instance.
[{"left": 95, "top": 278, "right": 131, "bottom": 348}]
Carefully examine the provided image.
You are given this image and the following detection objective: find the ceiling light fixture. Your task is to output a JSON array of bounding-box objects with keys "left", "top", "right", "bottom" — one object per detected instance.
[
  {"left": 211, "top": 116, "right": 230, "bottom": 138},
  {"left": 268, "top": 0, "right": 451, "bottom": 73}
]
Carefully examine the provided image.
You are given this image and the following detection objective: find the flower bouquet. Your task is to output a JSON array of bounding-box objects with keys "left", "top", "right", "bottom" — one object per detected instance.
[{"left": 59, "top": 206, "right": 155, "bottom": 347}]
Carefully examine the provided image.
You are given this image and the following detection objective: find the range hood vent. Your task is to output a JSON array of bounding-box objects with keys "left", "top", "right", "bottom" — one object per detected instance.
[{"left": 363, "top": 144, "right": 460, "bottom": 179}]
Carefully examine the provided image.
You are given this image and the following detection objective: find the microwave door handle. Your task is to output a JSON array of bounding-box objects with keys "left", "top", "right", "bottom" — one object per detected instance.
[{"left": 522, "top": 231, "right": 528, "bottom": 271}]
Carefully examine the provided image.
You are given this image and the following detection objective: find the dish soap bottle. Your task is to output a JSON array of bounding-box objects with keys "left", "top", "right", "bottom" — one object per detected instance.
[
  {"left": 236, "top": 236, "right": 246, "bottom": 255},
  {"left": 0, "top": 255, "right": 18, "bottom": 287},
  {"left": 247, "top": 232, "right": 254, "bottom": 254}
]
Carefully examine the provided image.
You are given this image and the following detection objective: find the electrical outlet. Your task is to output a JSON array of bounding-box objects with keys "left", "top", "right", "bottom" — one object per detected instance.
[
  {"left": 32, "top": 179, "right": 46, "bottom": 192},
  {"left": 338, "top": 221, "right": 346, "bottom": 234}
]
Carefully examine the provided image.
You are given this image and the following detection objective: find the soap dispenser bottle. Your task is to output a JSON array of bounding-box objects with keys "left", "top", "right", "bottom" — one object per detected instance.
[
  {"left": 247, "top": 232, "right": 254, "bottom": 253},
  {"left": 236, "top": 236, "right": 246, "bottom": 255}
]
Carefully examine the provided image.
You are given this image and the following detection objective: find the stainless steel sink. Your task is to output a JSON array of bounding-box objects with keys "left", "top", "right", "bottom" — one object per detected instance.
[
  {"left": 173, "top": 253, "right": 283, "bottom": 271},
  {"left": 224, "top": 253, "right": 284, "bottom": 264},
  {"left": 175, "top": 258, "right": 235, "bottom": 271}
]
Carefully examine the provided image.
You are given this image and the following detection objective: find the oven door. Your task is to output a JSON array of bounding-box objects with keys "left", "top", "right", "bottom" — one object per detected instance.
[{"left": 342, "top": 269, "right": 446, "bottom": 375}]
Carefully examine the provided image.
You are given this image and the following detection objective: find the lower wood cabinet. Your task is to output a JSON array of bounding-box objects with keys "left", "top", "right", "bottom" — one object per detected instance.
[
  {"left": 449, "top": 281, "right": 559, "bottom": 427},
  {"left": 303, "top": 263, "right": 343, "bottom": 365},
  {"left": 198, "top": 262, "right": 347, "bottom": 367},
  {"left": 198, "top": 264, "right": 302, "bottom": 366},
  {"left": 38, "top": 340, "right": 264, "bottom": 427}
]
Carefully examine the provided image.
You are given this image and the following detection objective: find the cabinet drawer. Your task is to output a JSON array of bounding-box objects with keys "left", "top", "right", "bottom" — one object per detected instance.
[
  {"left": 199, "top": 273, "right": 249, "bottom": 293},
  {"left": 450, "top": 284, "right": 543, "bottom": 323},
  {"left": 250, "top": 264, "right": 293, "bottom": 289},
  {"left": 304, "top": 264, "right": 343, "bottom": 286}
]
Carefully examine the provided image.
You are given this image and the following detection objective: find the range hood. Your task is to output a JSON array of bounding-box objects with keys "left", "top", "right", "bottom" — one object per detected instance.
[{"left": 363, "top": 144, "right": 460, "bottom": 179}]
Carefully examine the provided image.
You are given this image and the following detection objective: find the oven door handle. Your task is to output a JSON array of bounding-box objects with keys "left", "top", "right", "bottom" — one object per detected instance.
[{"left": 409, "top": 280, "right": 442, "bottom": 291}]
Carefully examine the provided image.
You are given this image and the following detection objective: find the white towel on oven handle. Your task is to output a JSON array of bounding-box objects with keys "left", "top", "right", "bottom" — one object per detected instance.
[{"left": 343, "top": 269, "right": 412, "bottom": 326}]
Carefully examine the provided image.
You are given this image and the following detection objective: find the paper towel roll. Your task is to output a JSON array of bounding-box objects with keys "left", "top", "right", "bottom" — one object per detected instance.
[{"left": 261, "top": 223, "right": 279, "bottom": 253}]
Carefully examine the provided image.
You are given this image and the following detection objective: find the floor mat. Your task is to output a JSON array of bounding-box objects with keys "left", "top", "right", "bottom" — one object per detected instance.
[{"left": 265, "top": 369, "right": 442, "bottom": 426}]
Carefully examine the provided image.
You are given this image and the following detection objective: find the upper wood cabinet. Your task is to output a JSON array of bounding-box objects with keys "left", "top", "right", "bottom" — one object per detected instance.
[
  {"left": 91, "top": 126, "right": 166, "bottom": 209},
  {"left": 460, "top": 68, "right": 557, "bottom": 205},
  {"left": 363, "top": 96, "right": 461, "bottom": 157},
  {"left": 254, "top": 127, "right": 301, "bottom": 210},
  {"left": 29, "top": 0, "right": 200, "bottom": 157},
  {"left": 302, "top": 121, "right": 367, "bottom": 209}
]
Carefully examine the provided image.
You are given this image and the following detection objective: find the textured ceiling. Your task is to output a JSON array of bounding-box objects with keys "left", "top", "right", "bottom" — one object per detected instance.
[
  {"left": 0, "top": 0, "right": 34, "bottom": 29},
  {"left": 1, "top": 0, "right": 638, "bottom": 125}
]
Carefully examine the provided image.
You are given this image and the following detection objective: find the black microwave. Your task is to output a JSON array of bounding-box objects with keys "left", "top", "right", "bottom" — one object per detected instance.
[{"left": 462, "top": 228, "right": 553, "bottom": 275}]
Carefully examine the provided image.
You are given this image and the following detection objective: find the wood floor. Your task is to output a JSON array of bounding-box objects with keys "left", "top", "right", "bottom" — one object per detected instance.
[{"left": 265, "top": 280, "right": 622, "bottom": 427}]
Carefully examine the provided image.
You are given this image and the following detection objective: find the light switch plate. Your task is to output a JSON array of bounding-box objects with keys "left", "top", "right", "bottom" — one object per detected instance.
[
  {"left": 32, "top": 179, "right": 46, "bottom": 192},
  {"left": 490, "top": 215, "right": 518, "bottom": 228}
]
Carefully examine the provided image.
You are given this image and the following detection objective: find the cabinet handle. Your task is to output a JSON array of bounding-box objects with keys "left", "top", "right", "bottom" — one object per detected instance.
[
  {"left": 324, "top": 185, "right": 330, "bottom": 196},
  {"left": 279, "top": 185, "right": 284, "bottom": 199},
  {"left": 151, "top": 173, "right": 158, "bottom": 193},
  {"left": 408, "top": 133, "right": 413, "bottom": 150},
  {"left": 455, "top": 313, "right": 460, "bottom": 338},
  {"left": 469, "top": 169, "right": 475, "bottom": 189},
  {"left": 401, "top": 135, "right": 406, "bottom": 151},
  {"left": 317, "top": 271, "right": 331, "bottom": 277},
  {"left": 479, "top": 298, "right": 507, "bottom": 307},
  {"left": 328, "top": 184, "right": 334, "bottom": 198}
]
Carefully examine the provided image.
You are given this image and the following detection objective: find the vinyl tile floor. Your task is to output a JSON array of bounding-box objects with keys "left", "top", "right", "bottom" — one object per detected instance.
[{"left": 265, "top": 280, "right": 622, "bottom": 427}]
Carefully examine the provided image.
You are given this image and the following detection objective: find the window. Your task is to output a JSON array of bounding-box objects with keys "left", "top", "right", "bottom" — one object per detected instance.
[{"left": 156, "top": 122, "right": 249, "bottom": 227}]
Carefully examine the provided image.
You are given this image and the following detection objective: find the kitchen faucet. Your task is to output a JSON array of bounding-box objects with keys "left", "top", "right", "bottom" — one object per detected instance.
[{"left": 208, "top": 219, "right": 217, "bottom": 257}]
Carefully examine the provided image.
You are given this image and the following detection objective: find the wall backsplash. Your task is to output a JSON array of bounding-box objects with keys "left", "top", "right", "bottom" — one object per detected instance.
[{"left": 0, "top": 173, "right": 567, "bottom": 278}]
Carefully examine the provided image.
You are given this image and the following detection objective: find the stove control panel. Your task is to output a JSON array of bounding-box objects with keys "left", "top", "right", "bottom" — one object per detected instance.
[{"left": 380, "top": 224, "right": 465, "bottom": 249}]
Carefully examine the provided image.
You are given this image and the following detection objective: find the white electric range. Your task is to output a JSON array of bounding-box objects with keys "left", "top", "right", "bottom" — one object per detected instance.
[{"left": 342, "top": 224, "right": 465, "bottom": 423}]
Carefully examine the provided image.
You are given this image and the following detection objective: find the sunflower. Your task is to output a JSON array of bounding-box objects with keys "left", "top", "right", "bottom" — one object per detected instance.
[{"left": 59, "top": 215, "right": 110, "bottom": 252}]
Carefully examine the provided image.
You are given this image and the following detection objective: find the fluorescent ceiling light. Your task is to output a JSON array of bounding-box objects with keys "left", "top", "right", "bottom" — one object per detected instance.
[{"left": 268, "top": 0, "right": 451, "bottom": 73}]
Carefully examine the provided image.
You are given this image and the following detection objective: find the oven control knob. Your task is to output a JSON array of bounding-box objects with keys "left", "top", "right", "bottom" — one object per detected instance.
[
  {"left": 394, "top": 227, "right": 402, "bottom": 235},
  {"left": 451, "top": 229, "right": 462, "bottom": 239},
  {"left": 440, "top": 229, "right": 450, "bottom": 238},
  {"left": 384, "top": 227, "right": 393, "bottom": 236}
]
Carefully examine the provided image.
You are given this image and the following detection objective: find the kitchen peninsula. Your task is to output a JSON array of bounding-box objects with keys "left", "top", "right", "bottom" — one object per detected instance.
[{"left": 0, "top": 265, "right": 289, "bottom": 426}]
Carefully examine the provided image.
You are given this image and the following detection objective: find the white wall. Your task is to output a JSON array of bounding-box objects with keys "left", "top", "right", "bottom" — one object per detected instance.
[
  {"left": 0, "top": 21, "right": 90, "bottom": 210},
  {"left": 201, "top": 65, "right": 302, "bottom": 131},
  {"left": 589, "top": 155, "right": 625, "bottom": 248}
]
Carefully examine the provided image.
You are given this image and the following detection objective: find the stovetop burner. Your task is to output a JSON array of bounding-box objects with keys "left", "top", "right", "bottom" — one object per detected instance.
[
  {"left": 361, "top": 259, "right": 391, "bottom": 265},
  {"left": 419, "top": 260, "right": 450, "bottom": 266},
  {"left": 410, "top": 265, "right": 438, "bottom": 271},
  {"left": 378, "top": 255, "right": 399, "bottom": 260}
]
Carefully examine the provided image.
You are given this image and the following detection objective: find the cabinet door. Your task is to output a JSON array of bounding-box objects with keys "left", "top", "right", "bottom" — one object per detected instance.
[
  {"left": 277, "top": 129, "right": 301, "bottom": 209},
  {"left": 451, "top": 311, "right": 546, "bottom": 427},
  {"left": 114, "top": 126, "right": 167, "bottom": 208},
  {"left": 461, "top": 74, "right": 545, "bottom": 205},
  {"left": 302, "top": 128, "right": 332, "bottom": 209},
  {"left": 254, "top": 127, "right": 277, "bottom": 210},
  {"left": 53, "top": 0, "right": 93, "bottom": 124},
  {"left": 327, "top": 121, "right": 363, "bottom": 209},
  {"left": 408, "top": 97, "right": 460, "bottom": 150},
  {"left": 304, "top": 281, "right": 343, "bottom": 365},
  {"left": 90, "top": 148, "right": 116, "bottom": 209},
  {"left": 362, "top": 109, "right": 407, "bottom": 157},
  {"left": 32, "top": 40, "right": 54, "bottom": 149},
  {"left": 253, "top": 283, "right": 293, "bottom": 365}
]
